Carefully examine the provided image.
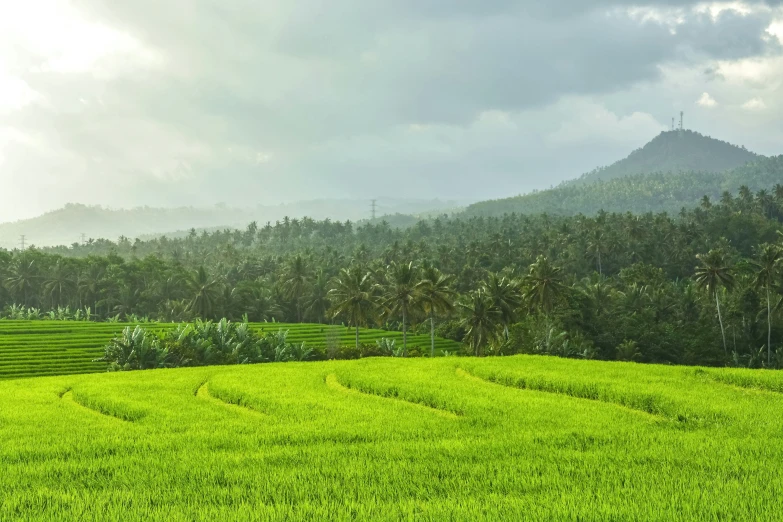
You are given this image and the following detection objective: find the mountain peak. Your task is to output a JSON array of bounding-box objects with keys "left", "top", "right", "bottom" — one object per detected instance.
[{"left": 578, "top": 129, "right": 760, "bottom": 184}]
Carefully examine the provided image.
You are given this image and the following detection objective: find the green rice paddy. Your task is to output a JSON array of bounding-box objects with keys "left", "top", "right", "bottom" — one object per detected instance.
[
  {"left": 0, "top": 320, "right": 460, "bottom": 380},
  {"left": 1, "top": 355, "right": 782, "bottom": 521}
]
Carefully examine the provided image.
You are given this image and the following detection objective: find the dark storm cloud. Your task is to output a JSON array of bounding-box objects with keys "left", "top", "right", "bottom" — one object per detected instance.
[
  {"left": 51, "top": 1, "right": 779, "bottom": 144},
  {"left": 2, "top": 0, "right": 782, "bottom": 218},
  {"left": 676, "top": 8, "right": 782, "bottom": 59}
]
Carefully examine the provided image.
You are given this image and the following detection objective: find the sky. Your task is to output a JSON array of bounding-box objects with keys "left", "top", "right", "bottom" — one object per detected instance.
[{"left": 1, "top": 0, "right": 782, "bottom": 223}]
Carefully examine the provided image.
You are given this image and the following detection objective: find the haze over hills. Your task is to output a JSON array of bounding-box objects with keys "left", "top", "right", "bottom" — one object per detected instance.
[
  {"left": 462, "top": 130, "right": 778, "bottom": 218},
  {"left": 3, "top": 129, "right": 779, "bottom": 250},
  {"left": 0, "top": 199, "right": 465, "bottom": 249}
]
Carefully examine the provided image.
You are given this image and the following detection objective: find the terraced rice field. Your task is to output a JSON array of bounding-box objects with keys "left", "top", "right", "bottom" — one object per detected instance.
[
  {"left": 0, "top": 321, "right": 461, "bottom": 380},
  {"left": 2, "top": 356, "right": 782, "bottom": 520}
]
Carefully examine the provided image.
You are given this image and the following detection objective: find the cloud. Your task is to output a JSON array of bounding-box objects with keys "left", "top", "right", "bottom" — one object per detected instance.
[
  {"left": 770, "top": 19, "right": 783, "bottom": 43},
  {"left": 0, "top": 71, "right": 40, "bottom": 112},
  {"left": 742, "top": 97, "right": 768, "bottom": 109},
  {"left": 697, "top": 92, "right": 719, "bottom": 106},
  {"left": 0, "top": 0, "right": 782, "bottom": 221},
  {"left": 548, "top": 101, "right": 665, "bottom": 145}
]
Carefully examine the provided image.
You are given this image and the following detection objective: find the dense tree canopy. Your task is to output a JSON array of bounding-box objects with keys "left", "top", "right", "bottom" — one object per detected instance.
[{"left": 4, "top": 186, "right": 783, "bottom": 368}]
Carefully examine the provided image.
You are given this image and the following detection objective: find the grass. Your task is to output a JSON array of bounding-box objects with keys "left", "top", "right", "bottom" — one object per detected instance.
[
  {"left": 0, "top": 320, "right": 461, "bottom": 380},
  {"left": 1, "top": 356, "right": 782, "bottom": 520}
]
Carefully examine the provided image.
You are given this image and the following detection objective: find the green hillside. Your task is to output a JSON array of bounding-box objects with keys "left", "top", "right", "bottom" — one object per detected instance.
[
  {"left": 464, "top": 155, "right": 783, "bottom": 217},
  {"left": 578, "top": 129, "right": 759, "bottom": 184},
  {"left": 2, "top": 357, "right": 782, "bottom": 520},
  {"left": 461, "top": 130, "right": 776, "bottom": 218},
  {"left": 0, "top": 321, "right": 460, "bottom": 380}
]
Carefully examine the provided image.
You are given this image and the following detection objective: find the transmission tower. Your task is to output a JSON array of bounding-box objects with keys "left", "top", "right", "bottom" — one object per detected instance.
[
  {"left": 371, "top": 199, "right": 377, "bottom": 220},
  {"left": 80, "top": 233, "right": 87, "bottom": 245},
  {"left": 679, "top": 111, "right": 684, "bottom": 137},
  {"left": 19, "top": 235, "right": 26, "bottom": 252},
  {"left": 671, "top": 117, "right": 675, "bottom": 131}
]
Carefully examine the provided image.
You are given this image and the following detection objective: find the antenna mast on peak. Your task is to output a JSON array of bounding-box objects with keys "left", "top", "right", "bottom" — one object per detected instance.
[{"left": 679, "top": 111, "right": 684, "bottom": 137}]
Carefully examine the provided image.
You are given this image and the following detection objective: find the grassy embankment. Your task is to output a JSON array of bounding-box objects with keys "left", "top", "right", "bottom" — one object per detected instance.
[{"left": 0, "top": 320, "right": 460, "bottom": 380}]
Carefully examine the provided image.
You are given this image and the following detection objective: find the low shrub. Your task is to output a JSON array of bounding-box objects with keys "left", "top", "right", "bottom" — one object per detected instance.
[{"left": 97, "top": 319, "right": 315, "bottom": 371}]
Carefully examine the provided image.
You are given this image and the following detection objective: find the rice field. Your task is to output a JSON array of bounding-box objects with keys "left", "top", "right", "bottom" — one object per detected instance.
[
  {"left": 0, "top": 320, "right": 460, "bottom": 380},
  {"left": 2, "top": 356, "right": 782, "bottom": 521}
]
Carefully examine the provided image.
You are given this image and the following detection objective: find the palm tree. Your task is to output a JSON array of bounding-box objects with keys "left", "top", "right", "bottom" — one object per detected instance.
[
  {"left": 78, "top": 264, "right": 105, "bottom": 320},
  {"left": 738, "top": 185, "right": 754, "bottom": 209},
  {"left": 756, "top": 189, "right": 774, "bottom": 217},
  {"left": 302, "top": 269, "right": 331, "bottom": 323},
  {"left": 481, "top": 272, "right": 521, "bottom": 341},
  {"left": 585, "top": 229, "right": 610, "bottom": 275},
  {"left": 694, "top": 249, "right": 735, "bottom": 358},
  {"left": 329, "top": 266, "right": 379, "bottom": 350},
  {"left": 417, "top": 266, "right": 456, "bottom": 356},
  {"left": 111, "top": 286, "right": 140, "bottom": 320},
  {"left": 753, "top": 244, "right": 782, "bottom": 366},
  {"left": 187, "top": 266, "right": 222, "bottom": 319},
  {"left": 281, "top": 255, "right": 311, "bottom": 322},
  {"left": 4, "top": 260, "right": 39, "bottom": 307},
  {"left": 458, "top": 290, "right": 500, "bottom": 356},
  {"left": 218, "top": 285, "right": 244, "bottom": 320},
  {"left": 232, "top": 279, "right": 282, "bottom": 322},
  {"left": 43, "top": 260, "right": 76, "bottom": 309},
  {"left": 523, "top": 255, "right": 566, "bottom": 319},
  {"left": 581, "top": 274, "right": 612, "bottom": 319},
  {"left": 380, "top": 262, "right": 422, "bottom": 356}
]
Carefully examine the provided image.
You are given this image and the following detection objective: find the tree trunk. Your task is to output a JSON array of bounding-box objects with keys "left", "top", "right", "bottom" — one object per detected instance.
[
  {"left": 767, "top": 285, "right": 772, "bottom": 367},
  {"left": 716, "top": 292, "right": 727, "bottom": 358},
  {"left": 402, "top": 307, "right": 407, "bottom": 357},
  {"left": 355, "top": 324, "right": 360, "bottom": 350},
  {"left": 597, "top": 251, "right": 602, "bottom": 276},
  {"left": 430, "top": 310, "right": 435, "bottom": 358}
]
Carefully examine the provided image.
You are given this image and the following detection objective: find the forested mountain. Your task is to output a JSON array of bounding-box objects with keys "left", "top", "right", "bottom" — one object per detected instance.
[
  {"left": 461, "top": 130, "right": 771, "bottom": 218},
  {"left": 578, "top": 130, "right": 759, "bottom": 184},
  {"left": 4, "top": 186, "right": 783, "bottom": 368},
  {"left": 0, "top": 199, "right": 463, "bottom": 249},
  {"left": 464, "top": 155, "right": 783, "bottom": 217}
]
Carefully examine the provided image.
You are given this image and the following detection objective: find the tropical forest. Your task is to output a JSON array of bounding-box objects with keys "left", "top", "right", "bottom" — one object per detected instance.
[{"left": 2, "top": 179, "right": 783, "bottom": 369}]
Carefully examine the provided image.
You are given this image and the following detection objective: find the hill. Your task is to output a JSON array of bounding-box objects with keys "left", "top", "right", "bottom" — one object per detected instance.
[
  {"left": 463, "top": 155, "right": 783, "bottom": 218},
  {"left": 1, "top": 356, "right": 782, "bottom": 520},
  {"left": 0, "top": 199, "right": 463, "bottom": 249},
  {"left": 578, "top": 129, "right": 759, "bottom": 184}
]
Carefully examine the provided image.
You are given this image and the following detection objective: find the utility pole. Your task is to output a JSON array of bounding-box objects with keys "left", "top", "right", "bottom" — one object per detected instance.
[{"left": 371, "top": 199, "right": 377, "bottom": 220}]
